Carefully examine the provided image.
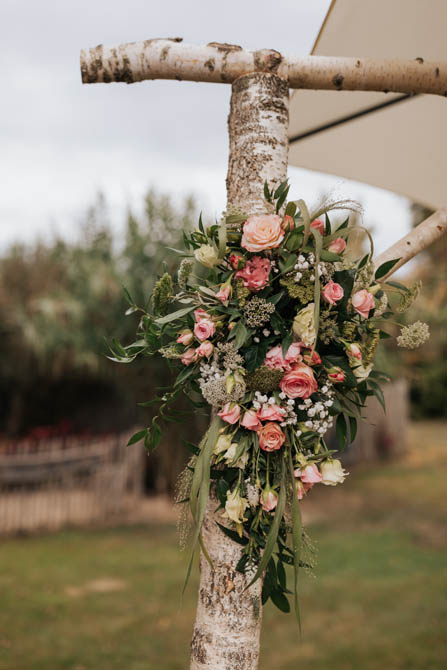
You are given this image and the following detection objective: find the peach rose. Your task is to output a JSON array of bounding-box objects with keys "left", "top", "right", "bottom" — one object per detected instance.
[
  {"left": 258, "top": 422, "right": 286, "bottom": 452},
  {"left": 218, "top": 403, "right": 241, "bottom": 425},
  {"left": 235, "top": 256, "right": 271, "bottom": 292},
  {"left": 322, "top": 280, "right": 344, "bottom": 306},
  {"left": 328, "top": 237, "right": 347, "bottom": 254},
  {"left": 311, "top": 219, "right": 325, "bottom": 235},
  {"left": 194, "top": 318, "right": 216, "bottom": 342},
  {"left": 181, "top": 348, "right": 198, "bottom": 366},
  {"left": 241, "top": 214, "right": 284, "bottom": 252},
  {"left": 257, "top": 404, "right": 286, "bottom": 422},
  {"left": 279, "top": 362, "right": 318, "bottom": 399},
  {"left": 352, "top": 289, "right": 375, "bottom": 318},
  {"left": 216, "top": 285, "right": 231, "bottom": 302},
  {"left": 196, "top": 341, "right": 214, "bottom": 358},
  {"left": 241, "top": 409, "right": 262, "bottom": 431},
  {"left": 295, "top": 463, "right": 322, "bottom": 484},
  {"left": 176, "top": 329, "right": 193, "bottom": 346},
  {"left": 261, "top": 489, "right": 278, "bottom": 512}
]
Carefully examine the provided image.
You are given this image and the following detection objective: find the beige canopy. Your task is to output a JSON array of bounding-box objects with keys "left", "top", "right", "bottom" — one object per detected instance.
[{"left": 288, "top": 0, "right": 446, "bottom": 209}]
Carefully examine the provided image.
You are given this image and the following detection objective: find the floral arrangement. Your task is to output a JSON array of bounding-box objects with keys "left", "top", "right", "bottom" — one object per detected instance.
[{"left": 111, "top": 182, "right": 429, "bottom": 621}]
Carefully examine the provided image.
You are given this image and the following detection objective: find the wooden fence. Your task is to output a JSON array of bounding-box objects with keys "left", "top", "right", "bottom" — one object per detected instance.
[{"left": 0, "top": 433, "right": 144, "bottom": 535}]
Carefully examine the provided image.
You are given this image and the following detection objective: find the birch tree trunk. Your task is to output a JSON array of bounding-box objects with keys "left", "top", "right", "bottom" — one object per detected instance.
[{"left": 190, "top": 72, "right": 289, "bottom": 670}]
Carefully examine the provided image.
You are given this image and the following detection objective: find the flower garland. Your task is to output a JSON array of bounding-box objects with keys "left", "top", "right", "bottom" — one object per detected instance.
[{"left": 112, "top": 181, "right": 429, "bottom": 621}]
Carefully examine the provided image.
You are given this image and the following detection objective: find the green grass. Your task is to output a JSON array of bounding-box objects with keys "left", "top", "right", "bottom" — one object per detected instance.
[{"left": 0, "top": 421, "right": 445, "bottom": 670}]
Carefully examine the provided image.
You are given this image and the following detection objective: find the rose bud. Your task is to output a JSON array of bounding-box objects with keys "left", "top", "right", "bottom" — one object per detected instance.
[
  {"left": 303, "top": 350, "right": 322, "bottom": 366},
  {"left": 327, "top": 366, "right": 345, "bottom": 383},
  {"left": 310, "top": 219, "right": 325, "bottom": 235},
  {"left": 261, "top": 489, "right": 278, "bottom": 512},
  {"left": 229, "top": 253, "right": 246, "bottom": 270},
  {"left": 176, "top": 329, "right": 193, "bottom": 346},
  {"left": 328, "top": 237, "right": 347, "bottom": 254},
  {"left": 345, "top": 342, "right": 362, "bottom": 361},
  {"left": 281, "top": 214, "right": 295, "bottom": 232}
]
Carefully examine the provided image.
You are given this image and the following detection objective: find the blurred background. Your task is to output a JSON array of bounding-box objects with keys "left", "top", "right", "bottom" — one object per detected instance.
[{"left": 0, "top": 1, "right": 445, "bottom": 669}]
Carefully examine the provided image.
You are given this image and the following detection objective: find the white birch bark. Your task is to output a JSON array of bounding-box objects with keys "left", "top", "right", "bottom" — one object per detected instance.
[
  {"left": 374, "top": 207, "right": 447, "bottom": 280},
  {"left": 80, "top": 38, "right": 447, "bottom": 96},
  {"left": 189, "top": 72, "right": 289, "bottom": 670}
]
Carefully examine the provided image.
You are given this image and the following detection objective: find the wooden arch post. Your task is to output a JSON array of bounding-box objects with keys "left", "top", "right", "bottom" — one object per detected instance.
[{"left": 190, "top": 70, "right": 289, "bottom": 669}]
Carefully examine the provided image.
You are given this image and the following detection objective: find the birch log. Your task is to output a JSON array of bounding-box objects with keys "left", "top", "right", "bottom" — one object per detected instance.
[
  {"left": 189, "top": 72, "right": 289, "bottom": 670},
  {"left": 80, "top": 38, "right": 447, "bottom": 96},
  {"left": 374, "top": 207, "right": 447, "bottom": 280}
]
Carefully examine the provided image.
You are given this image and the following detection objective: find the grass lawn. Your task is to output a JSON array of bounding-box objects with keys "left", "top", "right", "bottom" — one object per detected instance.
[{"left": 0, "top": 421, "right": 445, "bottom": 670}]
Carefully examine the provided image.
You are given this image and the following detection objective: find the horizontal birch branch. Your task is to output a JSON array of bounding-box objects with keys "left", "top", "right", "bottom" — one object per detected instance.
[
  {"left": 374, "top": 208, "right": 447, "bottom": 280},
  {"left": 80, "top": 38, "right": 447, "bottom": 96}
]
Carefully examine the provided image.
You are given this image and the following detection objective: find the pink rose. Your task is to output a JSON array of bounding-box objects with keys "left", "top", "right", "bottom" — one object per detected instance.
[
  {"left": 346, "top": 343, "right": 362, "bottom": 361},
  {"left": 176, "top": 329, "right": 193, "bottom": 346},
  {"left": 261, "top": 489, "right": 278, "bottom": 512},
  {"left": 296, "top": 480, "right": 307, "bottom": 500},
  {"left": 302, "top": 349, "right": 322, "bottom": 366},
  {"left": 258, "top": 422, "right": 286, "bottom": 452},
  {"left": 181, "top": 348, "right": 198, "bottom": 366},
  {"left": 194, "top": 308, "right": 211, "bottom": 322},
  {"left": 194, "top": 318, "right": 216, "bottom": 342},
  {"left": 328, "top": 367, "right": 345, "bottom": 383},
  {"left": 279, "top": 363, "right": 318, "bottom": 399},
  {"left": 217, "top": 403, "right": 241, "bottom": 425},
  {"left": 352, "top": 289, "right": 375, "bottom": 319},
  {"left": 216, "top": 285, "right": 231, "bottom": 302},
  {"left": 241, "top": 214, "right": 284, "bottom": 252},
  {"left": 295, "top": 463, "right": 322, "bottom": 484},
  {"left": 264, "top": 345, "right": 287, "bottom": 371},
  {"left": 284, "top": 342, "right": 302, "bottom": 366},
  {"left": 257, "top": 404, "right": 286, "bottom": 422},
  {"left": 196, "top": 341, "right": 214, "bottom": 358},
  {"left": 229, "top": 253, "right": 245, "bottom": 270},
  {"left": 281, "top": 214, "right": 295, "bottom": 232},
  {"left": 235, "top": 256, "right": 271, "bottom": 292},
  {"left": 311, "top": 219, "right": 325, "bottom": 236},
  {"left": 241, "top": 409, "right": 262, "bottom": 431},
  {"left": 328, "top": 237, "right": 347, "bottom": 254},
  {"left": 322, "top": 280, "right": 344, "bottom": 306}
]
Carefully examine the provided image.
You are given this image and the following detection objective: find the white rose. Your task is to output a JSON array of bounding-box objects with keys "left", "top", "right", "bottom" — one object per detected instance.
[
  {"left": 320, "top": 459, "right": 348, "bottom": 486},
  {"left": 225, "top": 488, "right": 248, "bottom": 524},
  {"left": 292, "top": 303, "right": 316, "bottom": 347},
  {"left": 224, "top": 443, "right": 249, "bottom": 469},
  {"left": 194, "top": 244, "right": 219, "bottom": 268},
  {"left": 352, "top": 362, "right": 373, "bottom": 382},
  {"left": 214, "top": 433, "right": 233, "bottom": 455}
]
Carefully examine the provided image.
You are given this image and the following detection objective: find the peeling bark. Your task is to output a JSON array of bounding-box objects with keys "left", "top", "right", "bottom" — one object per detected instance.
[
  {"left": 189, "top": 72, "right": 289, "bottom": 670},
  {"left": 374, "top": 207, "right": 447, "bottom": 280},
  {"left": 80, "top": 38, "right": 447, "bottom": 96},
  {"left": 226, "top": 73, "right": 289, "bottom": 214}
]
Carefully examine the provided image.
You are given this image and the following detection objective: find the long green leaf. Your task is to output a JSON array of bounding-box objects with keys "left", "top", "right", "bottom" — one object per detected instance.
[
  {"left": 288, "top": 449, "right": 302, "bottom": 630},
  {"left": 310, "top": 227, "right": 323, "bottom": 346},
  {"left": 246, "top": 458, "right": 286, "bottom": 589},
  {"left": 296, "top": 199, "right": 311, "bottom": 248},
  {"left": 155, "top": 305, "right": 196, "bottom": 325},
  {"left": 183, "top": 416, "right": 222, "bottom": 595},
  {"left": 218, "top": 221, "right": 227, "bottom": 258}
]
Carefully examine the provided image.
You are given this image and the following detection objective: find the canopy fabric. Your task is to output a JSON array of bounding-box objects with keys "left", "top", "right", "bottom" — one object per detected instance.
[{"left": 288, "top": 0, "right": 446, "bottom": 209}]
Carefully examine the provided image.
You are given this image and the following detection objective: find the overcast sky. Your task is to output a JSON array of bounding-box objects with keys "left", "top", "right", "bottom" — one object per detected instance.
[{"left": 1, "top": 0, "right": 411, "bottom": 253}]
